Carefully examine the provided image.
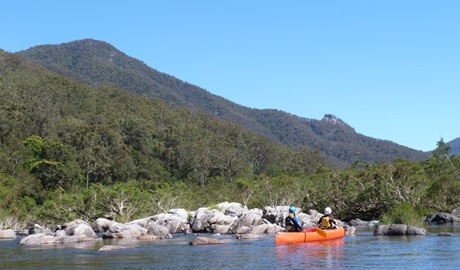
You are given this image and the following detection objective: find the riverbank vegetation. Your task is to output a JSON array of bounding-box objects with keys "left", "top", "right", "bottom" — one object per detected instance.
[{"left": 1, "top": 52, "right": 459, "bottom": 228}]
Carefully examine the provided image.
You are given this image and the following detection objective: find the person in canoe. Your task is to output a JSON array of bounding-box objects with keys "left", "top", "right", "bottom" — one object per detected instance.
[
  {"left": 285, "top": 206, "right": 303, "bottom": 232},
  {"left": 317, "top": 207, "right": 338, "bottom": 229}
]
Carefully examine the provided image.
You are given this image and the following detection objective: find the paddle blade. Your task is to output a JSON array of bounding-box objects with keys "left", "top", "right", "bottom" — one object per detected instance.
[{"left": 315, "top": 227, "right": 327, "bottom": 238}]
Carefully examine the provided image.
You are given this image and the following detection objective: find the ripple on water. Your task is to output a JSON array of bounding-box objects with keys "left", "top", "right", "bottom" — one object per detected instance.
[{"left": 0, "top": 225, "right": 459, "bottom": 269}]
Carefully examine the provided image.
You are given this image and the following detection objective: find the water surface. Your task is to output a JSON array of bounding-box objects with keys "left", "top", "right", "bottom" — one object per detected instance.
[{"left": 1, "top": 225, "right": 459, "bottom": 269}]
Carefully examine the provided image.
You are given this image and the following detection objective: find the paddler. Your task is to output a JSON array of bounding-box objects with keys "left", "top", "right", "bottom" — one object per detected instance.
[
  {"left": 285, "top": 206, "right": 303, "bottom": 232},
  {"left": 317, "top": 207, "right": 338, "bottom": 229}
]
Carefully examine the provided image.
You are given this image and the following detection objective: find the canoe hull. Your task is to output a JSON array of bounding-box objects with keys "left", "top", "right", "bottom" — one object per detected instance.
[{"left": 275, "top": 227, "right": 345, "bottom": 244}]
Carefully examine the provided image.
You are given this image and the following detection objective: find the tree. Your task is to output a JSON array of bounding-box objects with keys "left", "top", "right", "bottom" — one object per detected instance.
[
  {"left": 67, "top": 125, "right": 111, "bottom": 188},
  {"left": 432, "top": 138, "right": 452, "bottom": 158},
  {"left": 23, "top": 135, "right": 81, "bottom": 190},
  {"left": 235, "top": 178, "right": 259, "bottom": 208}
]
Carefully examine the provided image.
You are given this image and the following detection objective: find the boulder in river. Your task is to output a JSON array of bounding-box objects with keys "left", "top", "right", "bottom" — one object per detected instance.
[
  {"left": 151, "top": 213, "right": 189, "bottom": 234},
  {"left": 373, "top": 224, "right": 426, "bottom": 236},
  {"left": 437, "top": 232, "right": 452, "bottom": 236},
  {"left": 0, "top": 229, "right": 16, "bottom": 239},
  {"left": 19, "top": 233, "right": 58, "bottom": 245},
  {"left": 248, "top": 223, "right": 282, "bottom": 234},
  {"left": 98, "top": 245, "right": 128, "bottom": 252},
  {"left": 28, "top": 224, "right": 53, "bottom": 235},
  {"left": 349, "top": 218, "right": 378, "bottom": 227},
  {"left": 62, "top": 220, "right": 96, "bottom": 239},
  {"left": 452, "top": 208, "right": 460, "bottom": 217},
  {"left": 345, "top": 225, "right": 356, "bottom": 236},
  {"left": 189, "top": 236, "right": 225, "bottom": 245},
  {"left": 168, "top": 208, "right": 190, "bottom": 220},
  {"left": 146, "top": 223, "right": 172, "bottom": 239},
  {"left": 189, "top": 208, "right": 218, "bottom": 233},
  {"left": 425, "top": 212, "right": 460, "bottom": 223},
  {"left": 189, "top": 208, "right": 238, "bottom": 233},
  {"left": 235, "top": 233, "right": 263, "bottom": 240},
  {"left": 20, "top": 222, "right": 97, "bottom": 245},
  {"left": 237, "top": 208, "right": 263, "bottom": 229},
  {"left": 217, "top": 202, "right": 247, "bottom": 217},
  {"left": 102, "top": 223, "right": 148, "bottom": 239},
  {"left": 92, "top": 218, "right": 120, "bottom": 233}
]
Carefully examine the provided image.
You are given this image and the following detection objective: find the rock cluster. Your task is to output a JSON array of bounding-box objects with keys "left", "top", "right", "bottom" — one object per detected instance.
[
  {"left": 15, "top": 202, "right": 454, "bottom": 245},
  {"left": 17, "top": 202, "right": 330, "bottom": 245},
  {"left": 19, "top": 220, "right": 97, "bottom": 245}
]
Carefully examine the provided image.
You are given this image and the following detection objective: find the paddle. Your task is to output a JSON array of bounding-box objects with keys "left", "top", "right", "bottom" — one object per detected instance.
[{"left": 315, "top": 227, "right": 327, "bottom": 238}]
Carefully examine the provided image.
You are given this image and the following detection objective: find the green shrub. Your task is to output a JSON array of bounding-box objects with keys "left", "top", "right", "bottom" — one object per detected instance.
[{"left": 380, "top": 202, "right": 425, "bottom": 227}]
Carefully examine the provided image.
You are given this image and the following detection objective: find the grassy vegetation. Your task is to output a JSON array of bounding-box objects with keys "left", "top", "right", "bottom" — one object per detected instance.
[{"left": 380, "top": 202, "right": 426, "bottom": 227}]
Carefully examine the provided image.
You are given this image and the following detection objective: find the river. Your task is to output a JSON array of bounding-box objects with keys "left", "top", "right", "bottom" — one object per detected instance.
[{"left": 1, "top": 225, "right": 459, "bottom": 269}]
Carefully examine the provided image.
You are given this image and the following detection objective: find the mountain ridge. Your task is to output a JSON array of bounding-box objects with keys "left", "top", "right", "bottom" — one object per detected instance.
[
  {"left": 447, "top": 137, "right": 460, "bottom": 155},
  {"left": 18, "top": 39, "right": 430, "bottom": 167}
]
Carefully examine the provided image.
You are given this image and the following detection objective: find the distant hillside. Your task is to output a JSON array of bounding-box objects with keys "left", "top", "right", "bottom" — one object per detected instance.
[
  {"left": 18, "top": 39, "right": 430, "bottom": 167},
  {"left": 447, "top": 138, "right": 460, "bottom": 155}
]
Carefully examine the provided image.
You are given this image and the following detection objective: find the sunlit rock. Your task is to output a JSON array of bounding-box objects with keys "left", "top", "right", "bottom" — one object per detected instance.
[
  {"left": 249, "top": 223, "right": 282, "bottom": 234},
  {"left": 190, "top": 208, "right": 217, "bottom": 233},
  {"left": 137, "top": 234, "right": 158, "bottom": 240},
  {"left": 19, "top": 233, "right": 57, "bottom": 245},
  {"left": 262, "top": 206, "right": 290, "bottom": 226},
  {"left": 92, "top": 218, "right": 120, "bottom": 233},
  {"left": 235, "top": 233, "right": 263, "bottom": 239},
  {"left": 20, "top": 221, "right": 97, "bottom": 245},
  {"left": 28, "top": 224, "right": 53, "bottom": 235},
  {"left": 102, "top": 223, "right": 148, "bottom": 239},
  {"left": 237, "top": 208, "right": 263, "bottom": 229},
  {"left": 190, "top": 208, "right": 237, "bottom": 233},
  {"left": 349, "top": 218, "right": 373, "bottom": 227},
  {"left": 98, "top": 245, "right": 128, "bottom": 252},
  {"left": 0, "top": 229, "right": 16, "bottom": 239},
  {"left": 152, "top": 213, "right": 192, "bottom": 234},
  {"left": 217, "top": 202, "right": 247, "bottom": 217},
  {"left": 63, "top": 221, "right": 97, "bottom": 240},
  {"left": 345, "top": 225, "right": 356, "bottom": 236},
  {"left": 146, "top": 223, "right": 171, "bottom": 239},
  {"left": 126, "top": 216, "right": 154, "bottom": 228},
  {"left": 189, "top": 236, "right": 225, "bottom": 245},
  {"left": 212, "top": 224, "right": 232, "bottom": 234},
  {"left": 167, "top": 208, "right": 189, "bottom": 220}
]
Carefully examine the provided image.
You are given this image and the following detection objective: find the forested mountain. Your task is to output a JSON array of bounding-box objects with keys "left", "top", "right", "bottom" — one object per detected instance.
[
  {"left": 448, "top": 138, "right": 460, "bottom": 154},
  {"left": 0, "top": 51, "right": 331, "bottom": 221},
  {"left": 2, "top": 46, "right": 459, "bottom": 226},
  {"left": 18, "top": 39, "right": 429, "bottom": 167}
]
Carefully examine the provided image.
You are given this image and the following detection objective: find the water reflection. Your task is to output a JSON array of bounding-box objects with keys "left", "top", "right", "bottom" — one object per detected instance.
[{"left": 276, "top": 239, "right": 345, "bottom": 269}]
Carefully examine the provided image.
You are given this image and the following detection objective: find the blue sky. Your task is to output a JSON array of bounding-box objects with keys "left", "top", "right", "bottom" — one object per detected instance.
[{"left": 2, "top": 1, "right": 459, "bottom": 151}]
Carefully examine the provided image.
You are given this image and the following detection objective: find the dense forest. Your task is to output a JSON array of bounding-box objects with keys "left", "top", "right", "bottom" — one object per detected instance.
[
  {"left": 19, "top": 39, "right": 429, "bottom": 168},
  {"left": 0, "top": 50, "right": 459, "bottom": 229}
]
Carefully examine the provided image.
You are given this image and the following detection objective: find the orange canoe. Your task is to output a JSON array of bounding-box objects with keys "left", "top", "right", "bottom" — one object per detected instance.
[{"left": 275, "top": 227, "right": 345, "bottom": 244}]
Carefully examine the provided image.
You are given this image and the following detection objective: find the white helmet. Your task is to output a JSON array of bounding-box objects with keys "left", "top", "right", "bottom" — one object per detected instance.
[{"left": 324, "top": 207, "right": 332, "bottom": 215}]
